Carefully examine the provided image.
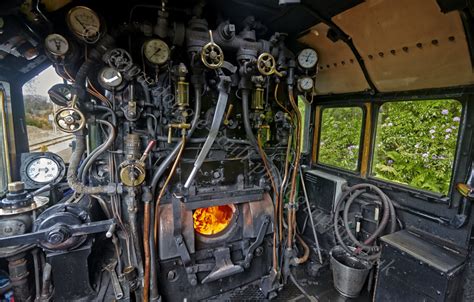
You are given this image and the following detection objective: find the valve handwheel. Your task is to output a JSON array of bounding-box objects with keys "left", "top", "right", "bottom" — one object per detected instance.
[
  {"left": 54, "top": 107, "right": 86, "bottom": 133},
  {"left": 201, "top": 30, "right": 224, "bottom": 69},
  {"left": 257, "top": 52, "right": 277, "bottom": 76}
]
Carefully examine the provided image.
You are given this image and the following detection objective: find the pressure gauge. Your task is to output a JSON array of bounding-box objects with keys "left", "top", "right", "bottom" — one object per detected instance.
[
  {"left": 48, "top": 83, "right": 73, "bottom": 107},
  {"left": 298, "top": 48, "right": 318, "bottom": 69},
  {"left": 98, "top": 67, "right": 123, "bottom": 90},
  {"left": 143, "top": 39, "right": 170, "bottom": 65},
  {"left": 20, "top": 153, "right": 66, "bottom": 189},
  {"left": 66, "top": 6, "right": 101, "bottom": 41},
  {"left": 44, "top": 34, "right": 69, "bottom": 57},
  {"left": 298, "top": 76, "right": 314, "bottom": 92}
]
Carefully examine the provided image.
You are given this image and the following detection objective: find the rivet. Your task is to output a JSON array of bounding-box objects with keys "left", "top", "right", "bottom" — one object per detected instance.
[
  {"left": 416, "top": 42, "right": 423, "bottom": 48},
  {"left": 333, "top": 63, "right": 337, "bottom": 67},
  {"left": 368, "top": 54, "right": 373, "bottom": 60},
  {"left": 378, "top": 52, "right": 384, "bottom": 58},
  {"left": 341, "top": 61, "right": 345, "bottom": 65},
  {"left": 326, "top": 64, "right": 330, "bottom": 68},
  {"left": 350, "top": 59, "right": 354, "bottom": 64},
  {"left": 402, "top": 46, "right": 409, "bottom": 53},
  {"left": 431, "top": 39, "right": 439, "bottom": 46},
  {"left": 448, "top": 36, "right": 455, "bottom": 42},
  {"left": 390, "top": 49, "right": 396, "bottom": 55},
  {"left": 319, "top": 66, "right": 323, "bottom": 70}
]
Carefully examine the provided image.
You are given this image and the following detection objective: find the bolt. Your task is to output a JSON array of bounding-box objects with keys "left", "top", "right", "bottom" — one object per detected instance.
[
  {"left": 176, "top": 236, "right": 183, "bottom": 244},
  {"left": 186, "top": 267, "right": 193, "bottom": 273},
  {"left": 167, "top": 270, "right": 176, "bottom": 280},
  {"left": 189, "top": 277, "right": 197, "bottom": 286},
  {"left": 47, "top": 226, "right": 69, "bottom": 244}
]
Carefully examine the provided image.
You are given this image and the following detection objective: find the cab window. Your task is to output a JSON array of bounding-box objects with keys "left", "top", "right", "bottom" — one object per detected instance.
[
  {"left": 318, "top": 106, "right": 363, "bottom": 171},
  {"left": 372, "top": 99, "right": 462, "bottom": 195},
  {"left": 22, "top": 66, "right": 72, "bottom": 162}
]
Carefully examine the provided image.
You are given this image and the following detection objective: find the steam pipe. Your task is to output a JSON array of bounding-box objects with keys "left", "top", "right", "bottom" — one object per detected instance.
[
  {"left": 68, "top": 131, "right": 119, "bottom": 194},
  {"left": 150, "top": 86, "right": 202, "bottom": 194},
  {"left": 80, "top": 120, "right": 117, "bottom": 184}
]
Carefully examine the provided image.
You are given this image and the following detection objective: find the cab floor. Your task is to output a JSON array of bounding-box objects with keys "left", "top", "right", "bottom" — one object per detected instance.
[{"left": 206, "top": 263, "right": 371, "bottom": 302}]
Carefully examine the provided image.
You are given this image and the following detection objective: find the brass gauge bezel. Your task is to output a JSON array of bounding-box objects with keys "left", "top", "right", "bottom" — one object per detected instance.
[
  {"left": 66, "top": 6, "right": 101, "bottom": 42},
  {"left": 143, "top": 39, "right": 170, "bottom": 65}
]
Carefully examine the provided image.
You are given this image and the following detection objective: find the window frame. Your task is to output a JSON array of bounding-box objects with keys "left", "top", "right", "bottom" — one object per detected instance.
[
  {"left": 315, "top": 104, "right": 367, "bottom": 174},
  {"left": 311, "top": 90, "right": 472, "bottom": 207}
]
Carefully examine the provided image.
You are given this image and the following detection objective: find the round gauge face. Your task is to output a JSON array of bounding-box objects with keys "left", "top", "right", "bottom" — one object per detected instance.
[
  {"left": 298, "top": 48, "right": 318, "bottom": 69},
  {"left": 45, "top": 34, "right": 69, "bottom": 56},
  {"left": 98, "top": 67, "right": 123, "bottom": 88},
  {"left": 298, "top": 77, "right": 314, "bottom": 92},
  {"left": 26, "top": 157, "right": 60, "bottom": 184},
  {"left": 143, "top": 39, "right": 170, "bottom": 65},
  {"left": 66, "top": 6, "right": 101, "bottom": 40}
]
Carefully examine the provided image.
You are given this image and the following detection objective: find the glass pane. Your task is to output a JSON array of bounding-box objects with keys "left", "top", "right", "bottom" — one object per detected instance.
[
  {"left": 0, "top": 82, "right": 10, "bottom": 195},
  {"left": 373, "top": 100, "right": 462, "bottom": 195},
  {"left": 22, "top": 66, "right": 73, "bottom": 162},
  {"left": 319, "top": 107, "right": 363, "bottom": 171}
]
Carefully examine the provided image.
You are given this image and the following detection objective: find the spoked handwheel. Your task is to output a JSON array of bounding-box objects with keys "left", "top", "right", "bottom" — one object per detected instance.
[
  {"left": 54, "top": 107, "right": 86, "bottom": 133},
  {"left": 201, "top": 30, "right": 224, "bottom": 69}
]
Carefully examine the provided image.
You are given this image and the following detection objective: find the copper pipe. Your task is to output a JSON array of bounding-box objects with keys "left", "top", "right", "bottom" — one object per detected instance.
[
  {"left": 143, "top": 201, "right": 151, "bottom": 302},
  {"left": 287, "top": 89, "right": 302, "bottom": 248},
  {"left": 292, "top": 233, "right": 310, "bottom": 265},
  {"left": 154, "top": 134, "right": 186, "bottom": 244},
  {"left": 279, "top": 133, "right": 293, "bottom": 244},
  {"left": 257, "top": 134, "right": 279, "bottom": 270}
]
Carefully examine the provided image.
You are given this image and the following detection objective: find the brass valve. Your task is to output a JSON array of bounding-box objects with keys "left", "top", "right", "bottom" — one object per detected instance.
[
  {"left": 223, "top": 104, "right": 234, "bottom": 126},
  {"left": 119, "top": 140, "right": 156, "bottom": 187},
  {"left": 53, "top": 94, "right": 86, "bottom": 133},
  {"left": 167, "top": 123, "right": 191, "bottom": 143},
  {"left": 201, "top": 30, "right": 224, "bottom": 69}
]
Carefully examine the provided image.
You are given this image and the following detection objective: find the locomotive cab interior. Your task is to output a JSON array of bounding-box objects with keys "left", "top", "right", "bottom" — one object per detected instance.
[{"left": 0, "top": 0, "right": 473, "bottom": 301}]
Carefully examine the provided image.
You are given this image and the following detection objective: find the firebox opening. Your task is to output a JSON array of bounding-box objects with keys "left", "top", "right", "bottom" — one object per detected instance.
[{"left": 193, "top": 204, "right": 235, "bottom": 236}]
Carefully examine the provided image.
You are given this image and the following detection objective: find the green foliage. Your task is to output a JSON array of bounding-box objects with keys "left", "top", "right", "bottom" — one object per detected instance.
[
  {"left": 319, "top": 107, "right": 363, "bottom": 170},
  {"left": 318, "top": 100, "right": 461, "bottom": 195},
  {"left": 24, "top": 95, "right": 53, "bottom": 130},
  {"left": 373, "top": 100, "right": 461, "bottom": 195}
]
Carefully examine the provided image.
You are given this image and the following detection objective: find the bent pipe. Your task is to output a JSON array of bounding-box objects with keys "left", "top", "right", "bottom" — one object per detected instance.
[
  {"left": 68, "top": 130, "right": 119, "bottom": 195},
  {"left": 79, "top": 120, "right": 117, "bottom": 184},
  {"left": 150, "top": 86, "right": 202, "bottom": 194},
  {"left": 184, "top": 79, "right": 230, "bottom": 189}
]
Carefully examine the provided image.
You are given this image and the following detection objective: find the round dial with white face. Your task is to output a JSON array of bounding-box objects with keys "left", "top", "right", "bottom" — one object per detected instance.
[
  {"left": 66, "top": 6, "right": 101, "bottom": 41},
  {"left": 298, "top": 76, "right": 314, "bottom": 92},
  {"left": 143, "top": 39, "right": 170, "bottom": 65},
  {"left": 26, "top": 157, "right": 60, "bottom": 184},
  {"left": 298, "top": 48, "right": 318, "bottom": 69},
  {"left": 45, "top": 34, "right": 69, "bottom": 56},
  {"left": 98, "top": 67, "right": 123, "bottom": 89}
]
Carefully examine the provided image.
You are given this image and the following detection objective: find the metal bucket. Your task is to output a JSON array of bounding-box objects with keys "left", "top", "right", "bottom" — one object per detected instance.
[{"left": 330, "top": 245, "right": 372, "bottom": 298}]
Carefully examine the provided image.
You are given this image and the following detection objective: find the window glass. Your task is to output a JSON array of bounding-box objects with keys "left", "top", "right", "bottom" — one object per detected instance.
[
  {"left": 22, "top": 66, "right": 72, "bottom": 162},
  {"left": 0, "top": 82, "right": 10, "bottom": 194},
  {"left": 373, "top": 100, "right": 462, "bottom": 194},
  {"left": 298, "top": 96, "right": 311, "bottom": 154},
  {"left": 319, "top": 107, "right": 363, "bottom": 171}
]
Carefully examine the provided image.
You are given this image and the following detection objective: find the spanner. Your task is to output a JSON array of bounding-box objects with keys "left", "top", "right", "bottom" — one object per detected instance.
[{"left": 104, "top": 260, "right": 124, "bottom": 300}]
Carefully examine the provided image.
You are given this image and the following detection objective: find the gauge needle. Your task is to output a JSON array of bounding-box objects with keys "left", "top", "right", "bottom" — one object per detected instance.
[
  {"left": 151, "top": 48, "right": 162, "bottom": 58},
  {"left": 74, "top": 16, "right": 88, "bottom": 32}
]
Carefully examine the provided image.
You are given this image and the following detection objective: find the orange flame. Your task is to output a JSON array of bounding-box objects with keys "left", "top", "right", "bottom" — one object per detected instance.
[{"left": 193, "top": 205, "right": 234, "bottom": 236}]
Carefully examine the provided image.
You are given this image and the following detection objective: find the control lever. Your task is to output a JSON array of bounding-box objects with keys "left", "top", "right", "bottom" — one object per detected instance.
[
  {"left": 184, "top": 75, "right": 231, "bottom": 189},
  {"left": 241, "top": 215, "right": 270, "bottom": 269},
  {"left": 0, "top": 219, "right": 115, "bottom": 248}
]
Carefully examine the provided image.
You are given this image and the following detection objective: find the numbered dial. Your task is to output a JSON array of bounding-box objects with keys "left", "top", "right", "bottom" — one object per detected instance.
[
  {"left": 143, "top": 39, "right": 170, "bottom": 65},
  {"left": 26, "top": 157, "right": 61, "bottom": 184},
  {"left": 298, "top": 48, "right": 318, "bottom": 69},
  {"left": 66, "top": 6, "right": 101, "bottom": 41},
  {"left": 45, "top": 34, "right": 69, "bottom": 56},
  {"left": 98, "top": 67, "right": 123, "bottom": 89},
  {"left": 298, "top": 77, "right": 314, "bottom": 92}
]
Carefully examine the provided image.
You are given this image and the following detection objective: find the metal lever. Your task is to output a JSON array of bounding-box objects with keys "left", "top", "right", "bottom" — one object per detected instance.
[
  {"left": 104, "top": 260, "right": 124, "bottom": 300},
  {"left": 0, "top": 219, "right": 115, "bottom": 248}
]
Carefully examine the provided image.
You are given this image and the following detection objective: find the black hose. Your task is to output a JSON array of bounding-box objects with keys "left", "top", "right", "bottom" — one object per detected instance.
[{"left": 333, "top": 183, "right": 397, "bottom": 260}]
